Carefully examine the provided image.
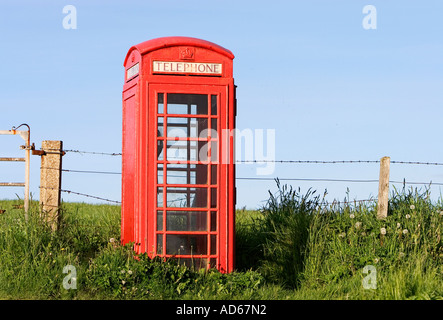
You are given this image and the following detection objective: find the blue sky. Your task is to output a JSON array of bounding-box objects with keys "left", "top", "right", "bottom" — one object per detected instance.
[{"left": 1, "top": 0, "right": 443, "bottom": 208}]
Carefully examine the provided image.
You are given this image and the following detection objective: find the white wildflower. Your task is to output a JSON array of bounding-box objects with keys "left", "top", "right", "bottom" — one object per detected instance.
[
  {"left": 396, "top": 223, "right": 401, "bottom": 229},
  {"left": 128, "top": 270, "right": 133, "bottom": 275},
  {"left": 410, "top": 205, "right": 415, "bottom": 210},
  {"left": 109, "top": 238, "right": 115, "bottom": 243},
  {"left": 374, "top": 258, "right": 379, "bottom": 263},
  {"left": 440, "top": 211, "right": 443, "bottom": 216},
  {"left": 355, "top": 221, "right": 362, "bottom": 229},
  {"left": 339, "top": 232, "right": 346, "bottom": 238},
  {"left": 380, "top": 227, "right": 387, "bottom": 235},
  {"left": 402, "top": 229, "right": 408, "bottom": 235},
  {"left": 349, "top": 214, "right": 355, "bottom": 219},
  {"left": 122, "top": 280, "right": 126, "bottom": 285},
  {"left": 121, "top": 269, "right": 125, "bottom": 274},
  {"left": 405, "top": 214, "right": 411, "bottom": 219}
]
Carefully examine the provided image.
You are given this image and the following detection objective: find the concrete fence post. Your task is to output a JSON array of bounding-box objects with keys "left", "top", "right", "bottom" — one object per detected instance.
[{"left": 39, "top": 140, "right": 63, "bottom": 230}]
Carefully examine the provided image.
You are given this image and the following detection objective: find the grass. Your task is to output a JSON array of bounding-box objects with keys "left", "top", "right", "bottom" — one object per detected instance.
[{"left": 0, "top": 183, "right": 441, "bottom": 300}]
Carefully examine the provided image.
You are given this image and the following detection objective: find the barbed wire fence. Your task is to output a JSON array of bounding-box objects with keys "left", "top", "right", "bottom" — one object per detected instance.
[
  {"left": 39, "top": 149, "right": 123, "bottom": 205},
  {"left": 44, "top": 149, "right": 443, "bottom": 208}
]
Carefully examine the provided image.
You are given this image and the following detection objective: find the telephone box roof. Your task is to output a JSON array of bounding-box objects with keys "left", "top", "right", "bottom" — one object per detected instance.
[{"left": 124, "top": 36, "right": 235, "bottom": 65}]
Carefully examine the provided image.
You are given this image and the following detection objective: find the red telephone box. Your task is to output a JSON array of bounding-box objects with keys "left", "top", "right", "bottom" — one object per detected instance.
[{"left": 121, "top": 37, "right": 236, "bottom": 273}]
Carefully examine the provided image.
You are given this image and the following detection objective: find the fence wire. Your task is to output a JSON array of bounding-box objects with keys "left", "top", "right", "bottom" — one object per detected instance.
[
  {"left": 238, "top": 159, "right": 443, "bottom": 166},
  {"left": 238, "top": 160, "right": 380, "bottom": 164},
  {"left": 64, "top": 149, "right": 122, "bottom": 156},
  {"left": 55, "top": 166, "right": 443, "bottom": 186},
  {"left": 39, "top": 186, "right": 121, "bottom": 204},
  {"left": 51, "top": 149, "right": 443, "bottom": 204},
  {"left": 60, "top": 149, "right": 443, "bottom": 166}
]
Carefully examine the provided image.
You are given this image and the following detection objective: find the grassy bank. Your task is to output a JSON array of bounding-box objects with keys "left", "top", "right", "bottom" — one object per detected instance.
[{"left": 0, "top": 184, "right": 441, "bottom": 299}]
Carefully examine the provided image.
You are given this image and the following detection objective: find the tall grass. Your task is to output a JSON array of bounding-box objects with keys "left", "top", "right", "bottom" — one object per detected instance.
[
  {"left": 0, "top": 182, "right": 441, "bottom": 299},
  {"left": 235, "top": 182, "right": 442, "bottom": 299},
  {"left": 290, "top": 185, "right": 441, "bottom": 298},
  {"left": 258, "top": 181, "right": 321, "bottom": 287},
  {"left": 0, "top": 200, "right": 120, "bottom": 299}
]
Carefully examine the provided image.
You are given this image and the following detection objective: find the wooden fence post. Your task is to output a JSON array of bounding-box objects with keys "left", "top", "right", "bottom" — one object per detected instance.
[
  {"left": 377, "top": 156, "right": 390, "bottom": 220},
  {"left": 39, "top": 140, "right": 63, "bottom": 230}
]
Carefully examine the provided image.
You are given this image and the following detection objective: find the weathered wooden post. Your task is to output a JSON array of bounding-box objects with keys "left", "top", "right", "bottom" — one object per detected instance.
[
  {"left": 39, "top": 140, "right": 63, "bottom": 230},
  {"left": 377, "top": 156, "right": 390, "bottom": 220}
]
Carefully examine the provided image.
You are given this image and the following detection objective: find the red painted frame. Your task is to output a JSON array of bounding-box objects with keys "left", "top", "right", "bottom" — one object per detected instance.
[{"left": 122, "top": 37, "right": 236, "bottom": 273}]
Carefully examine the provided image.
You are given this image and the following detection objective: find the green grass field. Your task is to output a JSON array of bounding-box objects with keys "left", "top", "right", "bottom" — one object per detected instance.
[{"left": 0, "top": 183, "right": 441, "bottom": 300}]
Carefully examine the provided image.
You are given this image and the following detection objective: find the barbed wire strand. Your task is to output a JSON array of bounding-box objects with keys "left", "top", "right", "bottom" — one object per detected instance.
[
  {"left": 60, "top": 150, "right": 443, "bottom": 166},
  {"left": 237, "top": 160, "right": 380, "bottom": 164},
  {"left": 235, "top": 177, "right": 443, "bottom": 185},
  {"left": 39, "top": 186, "right": 121, "bottom": 204},
  {"left": 64, "top": 149, "right": 122, "bottom": 156},
  {"left": 41, "top": 167, "right": 122, "bottom": 175},
  {"left": 237, "top": 177, "right": 379, "bottom": 183},
  {"left": 43, "top": 166, "right": 443, "bottom": 185},
  {"left": 60, "top": 189, "right": 121, "bottom": 204},
  {"left": 237, "top": 160, "right": 443, "bottom": 166},
  {"left": 317, "top": 198, "right": 377, "bottom": 208},
  {"left": 391, "top": 161, "right": 443, "bottom": 166}
]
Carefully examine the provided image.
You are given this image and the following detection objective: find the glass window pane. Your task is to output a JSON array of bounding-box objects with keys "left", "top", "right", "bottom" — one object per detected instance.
[
  {"left": 158, "top": 93, "right": 164, "bottom": 114},
  {"left": 157, "top": 164, "right": 163, "bottom": 184},
  {"left": 157, "top": 211, "right": 163, "bottom": 231},
  {"left": 211, "top": 165, "right": 217, "bottom": 185},
  {"left": 166, "top": 117, "right": 187, "bottom": 139},
  {"left": 166, "top": 140, "right": 198, "bottom": 162},
  {"left": 195, "top": 164, "right": 208, "bottom": 184},
  {"left": 157, "top": 234, "right": 163, "bottom": 254},
  {"left": 166, "top": 117, "right": 208, "bottom": 139},
  {"left": 171, "top": 258, "right": 208, "bottom": 270},
  {"left": 166, "top": 187, "right": 207, "bottom": 208},
  {"left": 157, "top": 117, "right": 164, "bottom": 137},
  {"left": 210, "top": 235, "right": 217, "bottom": 255},
  {"left": 157, "top": 187, "right": 163, "bottom": 207},
  {"left": 165, "top": 141, "right": 215, "bottom": 163},
  {"left": 211, "top": 188, "right": 217, "bottom": 209},
  {"left": 210, "top": 211, "right": 217, "bottom": 231},
  {"left": 166, "top": 234, "right": 207, "bottom": 255},
  {"left": 158, "top": 139, "right": 164, "bottom": 160},
  {"left": 211, "top": 141, "right": 218, "bottom": 162},
  {"left": 167, "top": 103, "right": 189, "bottom": 114},
  {"left": 195, "top": 141, "right": 212, "bottom": 163},
  {"left": 211, "top": 95, "right": 217, "bottom": 115},
  {"left": 166, "top": 211, "right": 207, "bottom": 231},
  {"left": 167, "top": 164, "right": 207, "bottom": 185},
  {"left": 211, "top": 118, "right": 217, "bottom": 134},
  {"left": 167, "top": 164, "right": 194, "bottom": 185},
  {"left": 167, "top": 93, "right": 208, "bottom": 115}
]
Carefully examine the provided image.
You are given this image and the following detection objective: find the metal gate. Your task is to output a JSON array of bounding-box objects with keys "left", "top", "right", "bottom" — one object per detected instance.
[{"left": 0, "top": 124, "right": 31, "bottom": 214}]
